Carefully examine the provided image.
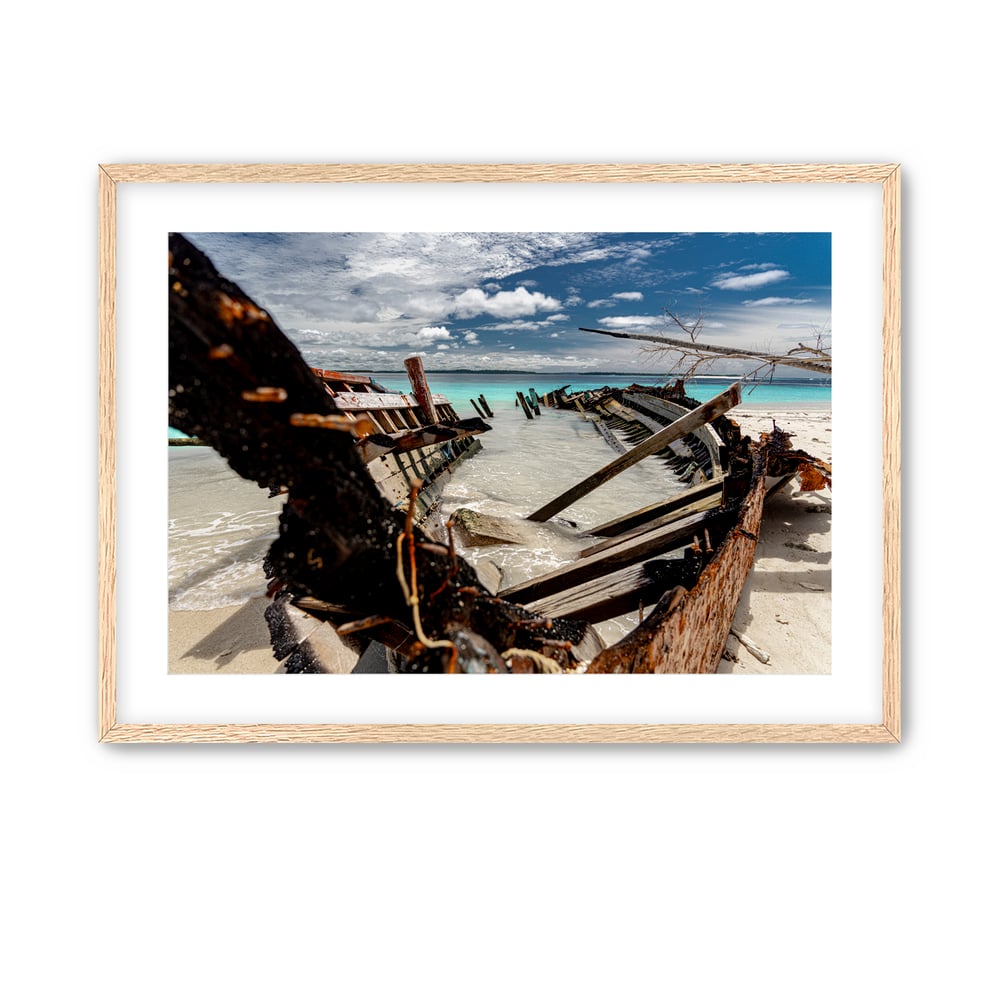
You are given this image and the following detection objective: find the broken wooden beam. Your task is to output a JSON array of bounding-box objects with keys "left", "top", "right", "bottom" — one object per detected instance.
[
  {"left": 527, "top": 384, "right": 741, "bottom": 522},
  {"left": 311, "top": 368, "right": 383, "bottom": 388},
  {"left": 353, "top": 418, "right": 491, "bottom": 465},
  {"left": 584, "top": 476, "right": 725, "bottom": 540},
  {"left": 578, "top": 489, "right": 724, "bottom": 558},
  {"left": 516, "top": 391, "right": 534, "bottom": 420},
  {"left": 477, "top": 394, "right": 494, "bottom": 418},
  {"left": 500, "top": 506, "right": 732, "bottom": 607},
  {"left": 469, "top": 398, "right": 486, "bottom": 419},
  {"left": 524, "top": 557, "right": 700, "bottom": 623},
  {"left": 404, "top": 356, "right": 438, "bottom": 425}
]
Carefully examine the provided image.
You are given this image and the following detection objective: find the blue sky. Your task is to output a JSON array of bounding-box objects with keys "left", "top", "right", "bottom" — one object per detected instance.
[{"left": 185, "top": 232, "right": 831, "bottom": 375}]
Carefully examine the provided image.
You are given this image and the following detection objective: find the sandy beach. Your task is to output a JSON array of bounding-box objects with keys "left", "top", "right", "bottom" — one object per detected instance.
[
  {"left": 169, "top": 405, "right": 832, "bottom": 675},
  {"left": 721, "top": 406, "right": 832, "bottom": 674}
]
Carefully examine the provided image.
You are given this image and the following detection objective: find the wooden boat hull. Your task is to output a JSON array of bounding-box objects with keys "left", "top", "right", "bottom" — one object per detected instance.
[
  {"left": 167, "top": 233, "right": 829, "bottom": 675},
  {"left": 587, "top": 443, "right": 767, "bottom": 673}
]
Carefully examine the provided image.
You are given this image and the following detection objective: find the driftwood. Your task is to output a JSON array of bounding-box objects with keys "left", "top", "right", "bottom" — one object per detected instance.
[
  {"left": 168, "top": 233, "right": 596, "bottom": 673},
  {"left": 580, "top": 326, "right": 832, "bottom": 376}
]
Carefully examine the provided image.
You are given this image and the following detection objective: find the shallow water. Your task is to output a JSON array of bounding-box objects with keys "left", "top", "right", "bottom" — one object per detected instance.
[
  {"left": 168, "top": 372, "right": 825, "bottom": 626},
  {"left": 168, "top": 447, "right": 281, "bottom": 611}
]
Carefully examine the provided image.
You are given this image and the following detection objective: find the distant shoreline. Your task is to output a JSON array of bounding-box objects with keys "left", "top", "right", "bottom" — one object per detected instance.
[{"left": 357, "top": 369, "right": 831, "bottom": 384}]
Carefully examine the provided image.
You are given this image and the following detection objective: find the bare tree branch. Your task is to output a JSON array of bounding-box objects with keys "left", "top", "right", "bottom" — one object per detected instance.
[{"left": 581, "top": 305, "right": 832, "bottom": 381}]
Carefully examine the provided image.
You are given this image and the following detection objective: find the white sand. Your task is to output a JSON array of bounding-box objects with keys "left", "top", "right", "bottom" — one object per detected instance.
[
  {"left": 719, "top": 406, "right": 833, "bottom": 674},
  {"left": 169, "top": 596, "right": 280, "bottom": 674},
  {"left": 168, "top": 406, "right": 833, "bottom": 675}
]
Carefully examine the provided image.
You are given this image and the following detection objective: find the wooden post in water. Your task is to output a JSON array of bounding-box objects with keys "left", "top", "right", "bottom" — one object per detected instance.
[
  {"left": 477, "top": 394, "right": 494, "bottom": 418},
  {"left": 527, "top": 383, "right": 742, "bottom": 522},
  {"left": 404, "top": 356, "right": 438, "bottom": 425},
  {"left": 528, "top": 388, "right": 541, "bottom": 415},
  {"left": 469, "top": 398, "right": 486, "bottom": 419},
  {"left": 516, "top": 391, "right": 534, "bottom": 420}
]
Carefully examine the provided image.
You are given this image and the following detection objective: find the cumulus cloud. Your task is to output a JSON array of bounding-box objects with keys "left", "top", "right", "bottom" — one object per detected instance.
[
  {"left": 452, "top": 286, "right": 561, "bottom": 319},
  {"left": 711, "top": 269, "right": 790, "bottom": 290},
  {"left": 412, "top": 326, "right": 454, "bottom": 346},
  {"left": 612, "top": 291, "right": 644, "bottom": 301},
  {"left": 463, "top": 331, "right": 480, "bottom": 345},
  {"left": 742, "top": 297, "right": 814, "bottom": 307},
  {"left": 587, "top": 298, "right": 616, "bottom": 308}
]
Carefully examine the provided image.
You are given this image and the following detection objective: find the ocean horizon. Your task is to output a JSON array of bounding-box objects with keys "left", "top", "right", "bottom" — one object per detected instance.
[{"left": 168, "top": 371, "right": 829, "bottom": 441}]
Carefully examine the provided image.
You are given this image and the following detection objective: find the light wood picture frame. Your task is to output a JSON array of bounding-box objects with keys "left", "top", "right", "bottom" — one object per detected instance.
[{"left": 98, "top": 163, "right": 900, "bottom": 743}]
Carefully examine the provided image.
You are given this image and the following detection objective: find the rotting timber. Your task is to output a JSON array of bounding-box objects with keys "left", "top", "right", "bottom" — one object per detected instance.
[{"left": 168, "top": 233, "right": 832, "bottom": 674}]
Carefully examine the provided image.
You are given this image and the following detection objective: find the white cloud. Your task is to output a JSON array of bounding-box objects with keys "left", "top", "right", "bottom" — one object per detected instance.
[
  {"left": 452, "top": 286, "right": 561, "bottom": 319},
  {"left": 742, "top": 297, "right": 814, "bottom": 307},
  {"left": 738, "top": 263, "right": 780, "bottom": 272},
  {"left": 416, "top": 326, "right": 451, "bottom": 341},
  {"left": 587, "top": 298, "right": 616, "bottom": 309},
  {"left": 475, "top": 320, "right": 543, "bottom": 332},
  {"left": 597, "top": 316, "right": 664, "bottom": 329},
  {"left": 612, "top": 291, "right": 644, "bottom": 301},
  {"left": 546, "top": 314, "right": 569, "bottom": 322},
  {"left": 463, "top": 331, "right": 480, "bottom": 345},
  {"left": 711, "top": 269, "right": 790, "bottom": 290}
]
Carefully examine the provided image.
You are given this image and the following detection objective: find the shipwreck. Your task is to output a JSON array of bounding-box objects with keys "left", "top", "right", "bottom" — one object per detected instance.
[{"left": 168, "top": 233, "right": 831, "bottom": 674}]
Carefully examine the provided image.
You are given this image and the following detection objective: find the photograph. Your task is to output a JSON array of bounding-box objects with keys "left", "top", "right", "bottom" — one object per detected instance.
[{"left": 168, "top": 229, "right": 833, "bottom": 676}]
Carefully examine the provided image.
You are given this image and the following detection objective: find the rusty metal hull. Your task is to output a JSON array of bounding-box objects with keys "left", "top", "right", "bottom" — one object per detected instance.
[{"left": 586, "top": 444, "right": 767, "bottom": 674}]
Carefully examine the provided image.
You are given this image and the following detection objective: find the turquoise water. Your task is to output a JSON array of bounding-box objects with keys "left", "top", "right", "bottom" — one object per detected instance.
[
  {"left": 370, "top": 372, "right": 831, "bottom": 410},
  {"left": 169, "top": 372, "right": 829, "bottom": 439}
]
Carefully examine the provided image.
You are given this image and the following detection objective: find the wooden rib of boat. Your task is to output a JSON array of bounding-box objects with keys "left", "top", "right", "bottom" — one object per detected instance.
[{"left": 167, "top": 233, "right": 831, "bottom": 675}]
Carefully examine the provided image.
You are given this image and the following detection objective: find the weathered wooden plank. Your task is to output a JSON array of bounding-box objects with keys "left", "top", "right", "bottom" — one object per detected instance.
[
  {"left": 477, "top": 394, "right": 494, "bottom": 418},
  {"left": 470, "top": 398, "right": 486, "bottom": 418},
  {"left": 332, "top": 391, "right": 450, "bottom": 411},
  {"left": 578, "top": 490, "right": 724, "bottom": 558},
  {"left": 500, "top": 507, "right": 730, "bottom": 607},
  {"left": 405, "top": 356, "right": 438, "bottom": 425},
  {"left": 354, "top": 419, "right": 491, "bottom": 464},
  {"left": 586, "top": 453, "right": 768, "bottom": 674},
  {"left": 584, "top": 475, "right": 726, "bottom": 537},
  {"left": 527, "top": 385, "right": 740, "bottom": 522},
  {"left": 311, "top": 368, "right": 381, "bottom": 388},
  {"left": 524, "top": 558, "right": 697, "bottom": 623},
  {"left": 516, "top": 391, "right": 534, "bottom": 420}
]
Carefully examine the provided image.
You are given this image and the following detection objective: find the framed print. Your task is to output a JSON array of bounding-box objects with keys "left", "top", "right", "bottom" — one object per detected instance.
[{"left": 98, "top": 163, "right": 900, "bottom": 743}]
